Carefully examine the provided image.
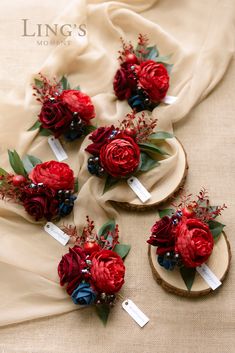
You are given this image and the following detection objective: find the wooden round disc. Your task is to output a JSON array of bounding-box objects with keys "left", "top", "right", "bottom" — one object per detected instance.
[
  {"left": 148, "top": 231, "right": 231, "bottom": 297},
  {"left": 113, "top": 137, "right": 188, "bottom": 211}
]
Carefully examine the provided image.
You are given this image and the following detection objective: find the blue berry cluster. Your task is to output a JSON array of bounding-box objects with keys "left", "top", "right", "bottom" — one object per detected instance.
[
  {"left": 87, "top": 156, "right": 105, "bottom": 177},
  {"left": 57, "top": 189, "right": 76, "bottom": 217},
  {"left": 64, "top": 113, "right": 86, "bottom": 141},
  {"left": 158, "top": 252, "right": 182, "bottom": 271}
]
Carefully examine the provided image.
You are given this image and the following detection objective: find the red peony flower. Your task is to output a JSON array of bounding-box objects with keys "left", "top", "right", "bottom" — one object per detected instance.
[
  {"left": 113, "top": 62, "right": 137, "bottom": 100},
  {"left": 147, "top": 216, "right": 175, "bottom": 255},
  {"left": 175, "top": 218, "right": 214, "bottom": 268},
  {"left": 29, "top": 161, "right": 74, "bottom": 191},
  {"left": 85, "top": 126, "right": 115, "bottom": 156},
  {"left": 58, "top": 246, "right": 87, "bottom": 295},
  {"left": 99, "top": 132, "right": 140, "bottom": 178},
  {"left": 90, "top": 250, "right": 125, "bottom": 294},
  {"left": 60, "top": 90, "right": 95, "bottom": 123},
  {"left": 137, "top": 60, "right": 169, "bottom": 102},
  {"left": 21, "top": 185, "right": 59, "bottom": 221},
  {"left": 39, "top": 100, "right": 73, "bottom": 138}
]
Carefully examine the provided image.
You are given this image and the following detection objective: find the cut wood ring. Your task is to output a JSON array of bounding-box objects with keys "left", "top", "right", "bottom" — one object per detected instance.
[
  {"left": 148, "top": 231, "right": 231, "bottom": 297},
  {"left": 113, "top": 137, "right": 188, "bottom": 211}
]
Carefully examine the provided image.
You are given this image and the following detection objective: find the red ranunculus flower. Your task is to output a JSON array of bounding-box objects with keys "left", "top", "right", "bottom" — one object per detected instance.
[
  {"left": 60, "top": 90, "right": 95, "bottom": 123},
  {"left": 39, "top": 100, "right": 73, "bottom": 138},
  {"left": 29, "top": 161, "right": 74, "bottom": 191},
  {"left": 175, "top": 218, "right": 214, "bottom": 268},
  {"left": 85, "top": 126, "right": 115, "bottom": 156},
  {"left": 113, "top": 62, "right": 137, "bottom": 100},
  {"left": 90, "top": 250, "right": 125, "bottom": 294},
  {"left": 147, "top": 216, "right": 175, "bottom": 255},
  {"left": 21, "top": 185, "right": 59, "bottom": 221},
  {"left": 99, "top": 132, "right": 140, "bottom": 178},
  {"left": 58, "top": 246, "right": 87, "bottom": 295},
  {"left": 137, "top": 60, "right": 169, "bottom": 102}
]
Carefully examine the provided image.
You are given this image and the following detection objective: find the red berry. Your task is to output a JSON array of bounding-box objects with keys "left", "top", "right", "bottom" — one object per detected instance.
[
  {"left": 125, "top": 128, "right": 136, "bottom": 138},
  {"left": 83, "top": 241, "right": 101, "bottom": 255},
  {"left": 125, "top": 53, "right": 138, "bottom": 64},
  {"left": 12, "top": 175, "right": 27, "bottom": 187},
  {"left": 182, "top": 207, "right": 195, "bottom": 218}
]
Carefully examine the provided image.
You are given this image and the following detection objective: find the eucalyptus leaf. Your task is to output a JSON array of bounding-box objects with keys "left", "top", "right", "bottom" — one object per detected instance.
[
  {"left": 98, "top": 220, "right": 116, "bottom": 239},
  {"left": 180, "top": 267, "right": 196, "bottom": 291},
  {"left": 163, "top": 63, "right": 173, "bottom": 75},
  {"left": 34, "top": 79, "right": 43, "bottom": 88},
  {"left": 39, "top": 128, "right": 52, "bottom": 136},
  {"left": 8, "top": 150, "right": 27, "bottom": 177},
  {"left": 73, "top": 85, "right": 80, "bottom": 91},
  {"left": 158, "top": 208, "right": 174, "bottom": 218},
  {"left": 138, "top": 142, "right": 169, "bottom": 156},
  {"left": 156, "top": 54, "right": 172, "bottom": 64},
  {"left": 60, "top": 76, "right": 70, "bottom": 90},
  {"left": 208, "top": 220, "right": 225, "bottom": 241},
  {"left": 95, "top": 304, "right": 110, "bottom": 325},
  {"left": 145, "top": 45, "right": 159, "bottom": 60},
  {"left": 0, "top": 167, "right": 8, "bottom": 176},
  {"left": 138, "top": 152, "right": 159, "bottom": 172},
  {"left": 113, "top": 244, "right": 131, "bottom": 259},
  {"left": 27, "top": 120, "right": 41, "bottom": 131},
  {"left": 103, "top": 175, "right": 119, "bottom": 193},
  {"left": 149, "top": 131, "right": 174, "bottom": 140},
  {"left": 22, "top": 155, "right": 42, "bottom": 174}
]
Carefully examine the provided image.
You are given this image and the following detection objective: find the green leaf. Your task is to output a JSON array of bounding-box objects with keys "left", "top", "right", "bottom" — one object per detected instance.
[
  {"left": 158, "top": 208, "right": 175, "bottom": 218},
  {"left": 22, "top": 155, "right": 42, "bottom": 174},
  {"left": 208, "top": 220, "right": 225, "bottom": 241},
  {"left": 98, "top": 220, "right": 116, "bottom": 239},
  {"left": 8, "top": 150, "right": 27, "bottom": 177},
  {"left": 145, "top": 45, "right": 159, "bottom": 60},
  {"left": 34, "top": 79, "right": 43, "bottom": 88},
  {"left": 84, "top": 125, "right": 97, "bottom": 136},
  {"left": 156, "top": 54, "right": 172, "bottom": 64},
  {"left": 103, "top": 175, "right": 119, "bottom": 193},
  {"left": 27, "top": 120, "right": 41, "bottom": 131},
  {"left": 95, "top": 304, "right": 110, "bottom": 325},
  {"left": 163, "top": 63, "right": 173, "bottom": 75},
  {"left": 113, "top": 244, "right": 131, "bottom": 259},
  {"left": 60, "top": 76, "right": 70, "bottom": 90},
  {"left": 138, "top": 142, "right": 169, "bottom": 156},
  {"left": 39, "top": 128, "right": 52, "bottom": 136},
  {"left": 138, "top": 152, "right": 159, "bottom": 172},
  {"left": 74, "top": 178, "right": 79, "bottom": 193},
  {"left": 0, "top": 167, "right": 8, "bottom": 176},
  {"left": 180, "top": 267, "right": 196, "bottom": 291},
  {"left": 73, "top": 85, "right": 80, "bottom": 91},
  {"left": 149, "top": 131, "right": 174, "bottom": 140}
]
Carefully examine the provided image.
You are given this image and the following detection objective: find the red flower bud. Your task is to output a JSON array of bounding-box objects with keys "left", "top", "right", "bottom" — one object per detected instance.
[
  {"left": 83, "top": 241, "right": 101, "bottom": 255},
  {"left": 12, "top": 175, "right": 27, "bottom": 186},
  {"left": 125, "top": 53, "right": 138, "bottom": 64}
]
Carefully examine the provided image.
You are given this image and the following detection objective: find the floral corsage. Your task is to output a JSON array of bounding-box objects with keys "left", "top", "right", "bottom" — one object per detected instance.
[
  {"left": 86, "top": 112, "right": 173, "bottom": 192},
  {"left": 113, "top": 34, "right": 172, "bottom": 112},
  {"left": 0, "top": 150, "right": 78, "bottom": 221},
  {"left": 58, "top": 217, "right": 130, "bottom": 324},
  {"left": 147, "top": 189, "right": 226, "bottom": 290},
  {"left": 28, "top": 74, "right": 96, "bottom": 141}
]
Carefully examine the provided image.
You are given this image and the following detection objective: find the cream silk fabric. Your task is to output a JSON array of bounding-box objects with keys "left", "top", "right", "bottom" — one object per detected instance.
[{"left": 0, "top": 0, "right": 234, "bottom": 327}]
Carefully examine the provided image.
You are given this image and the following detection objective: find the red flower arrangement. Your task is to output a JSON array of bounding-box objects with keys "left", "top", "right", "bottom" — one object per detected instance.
[
  {"left": 0, "top": 150, "right": 78, "bottom": 221},
  {"left": 147, "top": 189, "right": 227, "bottom": 290},
  {"left": 113, "top": 34, "right": 172, "bottom": 112},
  {"left": 28, "top": 74, "right": 96, "bottom": 141},
  {"left": 58, "top": 217, "right": 130, "bottom": 324},
  {"left": 86, "top": 111, "right": 173, "bottom": 192}
]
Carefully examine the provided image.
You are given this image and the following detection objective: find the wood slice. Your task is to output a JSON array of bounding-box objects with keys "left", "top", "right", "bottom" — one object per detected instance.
[
  {"left": 148, "top": 231, "right": 231, "bottom": 297},
  {"left": 113, "top": 137, "right": 188, "bottom": 211}
]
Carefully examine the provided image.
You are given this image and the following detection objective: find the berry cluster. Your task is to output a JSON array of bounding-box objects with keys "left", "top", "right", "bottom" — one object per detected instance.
[
  {"left": 95, "top": 292, "right": 116, "bottom": 308},
  {"left": 87, "top": 157, "right": 105, "bottom": 177}
]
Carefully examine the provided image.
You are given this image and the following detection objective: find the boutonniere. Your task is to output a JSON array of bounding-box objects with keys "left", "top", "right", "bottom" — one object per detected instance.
[
  {"left": 28, "top": 74, "right": 96, "bottom": 141},
  {"left": 85, "top": 111, "right": 173, "bottom": 192},
  {"left": 0, "top": 150, "right": 78, "bottom": 221},
  {"left": 58, "top": 217, "right": 131, "bottom": 325},
  {"left": 147, "top": 189, "right": 227, "bottom": 291},
  {"left": 113, "top": 34, "right": 173, "bottom": 112}
]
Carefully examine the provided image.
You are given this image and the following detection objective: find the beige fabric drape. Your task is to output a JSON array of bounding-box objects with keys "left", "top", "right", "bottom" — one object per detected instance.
[{"left": 0, "top": 0, "right": 234, "bottom": 328}]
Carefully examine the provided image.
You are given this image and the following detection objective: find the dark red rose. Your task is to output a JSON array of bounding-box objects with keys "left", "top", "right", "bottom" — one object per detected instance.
[
  {"left": 175, "top": 218, "right": 214, "bottom": 268},
  {"left": 29, "top": 161, "right": 74, "bottom": 191},
  {"left": 85, "top": 126, "right": 115, "bottom": 156},
  {"left": 21, "top": 185, "right": 59, "bottom": 221},
  {"left": 137, "top": 60, "right": 169, "bottom": 102},
  {"left": 113, "top": 62, "right": 137, "bottom": 100},
  {"left": 60, "top": 90, "right": 95, "bottom": 123},
  {"left": 99, "top": 132, "right": 140, "bottom": 178},
  {"left": 58, "top": 246, "right": 87, "bottom": 295},
  {"left": 39, "top": 100, "right": 73, "bottom": 138},
  {"left": 90, "top": 250, "right": 125, "bottom": 294},
  {"left": 147, "top": 216, "right": 175, "bottom": 255}
]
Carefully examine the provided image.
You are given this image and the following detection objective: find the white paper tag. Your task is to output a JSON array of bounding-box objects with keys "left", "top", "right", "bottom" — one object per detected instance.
[
  {"left": 196, "top": 264, "right": 222, "bottom": 290},
  {"left": 122, "top": 299, "right": 149, "bottom": 328},
  {"left": 48, "top": 137, "right": 68, "bottom": 162},
  {"left": 162, "top": 95, "right": 178, "bottom": 105},
  {"left": 44, "top": 222, "right": 70, "bottom": 246},
  {"left": 127, "top": 176, "right": 151, "bottom": 203}
]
